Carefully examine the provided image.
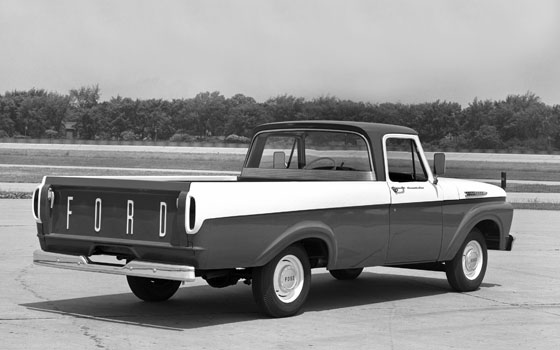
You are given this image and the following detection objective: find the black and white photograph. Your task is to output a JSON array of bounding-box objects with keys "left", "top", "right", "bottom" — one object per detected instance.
[{"left": 1, "top": 0, "right": 559, "bottom": 349}]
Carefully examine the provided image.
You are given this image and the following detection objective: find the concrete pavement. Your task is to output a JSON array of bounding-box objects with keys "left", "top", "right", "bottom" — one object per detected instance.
[{"left": 1, "top": 199, "right": 559, "bottom": 349}]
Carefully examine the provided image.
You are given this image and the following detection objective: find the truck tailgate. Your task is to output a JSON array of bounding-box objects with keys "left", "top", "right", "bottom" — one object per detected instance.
[
  {"left": 54, "top": 188, "right": 179, "bottom": 242},
  {"left": 35, "top": 176, "right": 194, "bottom": 257}
]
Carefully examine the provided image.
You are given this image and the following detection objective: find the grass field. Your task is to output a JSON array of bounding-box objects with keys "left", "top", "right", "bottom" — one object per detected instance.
[
  {"left": 1, "top": 144, "right": 558, "bottom": 186},
  {"left": 2, "top": 145, "right": 559, "bottom": 209},
  {"left": 2, "top": 146, "right": 559, "bottom": 186},
  {"left": 0, "top": 147, "right": 244, "bottom": 183}
]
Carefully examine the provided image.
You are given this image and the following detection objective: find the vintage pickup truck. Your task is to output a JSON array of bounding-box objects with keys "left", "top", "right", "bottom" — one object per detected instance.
[{"left": 32, "top": 121, "right": 514, "bottom": 317}]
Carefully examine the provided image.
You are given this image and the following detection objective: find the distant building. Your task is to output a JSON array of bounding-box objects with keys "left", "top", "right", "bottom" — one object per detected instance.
[{"left": 64, "top": 122, "right": 78, "bottom": 139}]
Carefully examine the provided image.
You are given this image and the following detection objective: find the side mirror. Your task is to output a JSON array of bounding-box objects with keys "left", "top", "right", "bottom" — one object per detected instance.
[{"left": 433, "top": 152, "right": 446, "bottom": 176}]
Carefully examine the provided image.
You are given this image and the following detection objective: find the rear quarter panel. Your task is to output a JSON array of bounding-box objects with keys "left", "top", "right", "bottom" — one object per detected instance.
[{"left": 188, "top": 181, "right": 391, "bottom": 269}]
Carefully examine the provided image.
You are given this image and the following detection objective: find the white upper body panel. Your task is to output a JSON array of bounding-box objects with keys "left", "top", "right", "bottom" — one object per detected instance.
[
  {"left": 436, "top": 177, "right": 507, "bottom": 201},
  {"left": 186, "top": 181, "right": 391, "bottom": 234}
]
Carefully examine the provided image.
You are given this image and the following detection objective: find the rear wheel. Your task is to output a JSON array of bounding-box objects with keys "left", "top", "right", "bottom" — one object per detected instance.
[
  {"left": 445, "top": 229, "right": 488, "bottom": 292},
  {"left": 329, "top": 268, "right": 363, "bottom": 280},
  {"left": 127, "top": 276, "right": 181, "bottom": 302},
  {"left": 252, "top": 245, "right": 311, "bottom": 318}
]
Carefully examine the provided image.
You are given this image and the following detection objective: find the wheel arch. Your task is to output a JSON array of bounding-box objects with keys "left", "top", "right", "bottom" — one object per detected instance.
[
  {"left": 253, "top": 220, "right": 337, "bottom": 269},
  {"left": 474, "top": 219, "right": 501, "bottom": 250},
  {"left": 440, "top": 201, "right": 513, "bottom": 261}
]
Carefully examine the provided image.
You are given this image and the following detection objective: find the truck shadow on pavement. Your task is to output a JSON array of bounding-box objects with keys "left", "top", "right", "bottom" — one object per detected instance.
[{"left": 22, "top": 271, "right": 500, "bottom": 330}]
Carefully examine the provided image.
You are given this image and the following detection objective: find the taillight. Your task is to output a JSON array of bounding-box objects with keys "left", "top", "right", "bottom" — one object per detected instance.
[
  {"left": 189, "top": 196, "right": 196, "bottom": 231},
  {"left": 185, "top": 194, "right": 196, "bottom": 234}
]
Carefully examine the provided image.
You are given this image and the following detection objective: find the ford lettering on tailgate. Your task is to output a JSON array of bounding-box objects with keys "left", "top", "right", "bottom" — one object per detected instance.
[{"left": 51, "top": 189, "right": 177, "bottom": 242}]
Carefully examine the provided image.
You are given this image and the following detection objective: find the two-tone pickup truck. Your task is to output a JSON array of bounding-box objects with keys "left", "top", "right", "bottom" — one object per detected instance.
[{"left": 32, "top": 121, "right": 514, "bottom": 317}]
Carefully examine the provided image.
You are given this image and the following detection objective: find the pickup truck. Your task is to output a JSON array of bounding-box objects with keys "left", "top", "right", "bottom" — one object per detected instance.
[{"left": 32, "top": 120, "right": 514, "bottom": 317}]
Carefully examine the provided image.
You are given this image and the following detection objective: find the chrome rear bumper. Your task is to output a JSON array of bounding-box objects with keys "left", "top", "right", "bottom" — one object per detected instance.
[{"left": 33, "top": 250, "right": 196, "bottom": 282}]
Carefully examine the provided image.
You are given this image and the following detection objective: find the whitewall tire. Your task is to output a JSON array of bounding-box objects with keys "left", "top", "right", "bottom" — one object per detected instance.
[
  {"left": 445, "top": 228, "right": 488, "bottom": 292},
  {"left": 252, "top": 245, "right": 311, "bottom": 317}
]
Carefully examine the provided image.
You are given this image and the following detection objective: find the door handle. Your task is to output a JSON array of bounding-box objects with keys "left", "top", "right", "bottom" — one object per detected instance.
[{"left": 392, "top": 186, "right": 405, "bottom": 194}]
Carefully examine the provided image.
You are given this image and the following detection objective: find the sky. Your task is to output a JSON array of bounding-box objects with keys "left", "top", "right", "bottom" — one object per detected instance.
[{"left": 1, "top": 0, "right": 559, "bottom": 106}]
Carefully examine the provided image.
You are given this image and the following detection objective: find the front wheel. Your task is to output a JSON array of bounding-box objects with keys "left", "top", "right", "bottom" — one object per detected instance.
[
  {"left": 252, "top": 245, "right": 311, "bottom": 318},
  {"left": 127, "top": 276, "right": 181, "bottom": 302},
  {"left": 445, "top": 229, "right": 488, "bottom": 292}
]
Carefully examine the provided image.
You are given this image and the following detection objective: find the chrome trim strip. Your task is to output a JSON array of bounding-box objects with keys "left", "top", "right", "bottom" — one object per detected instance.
[
  {"left": 465, "top": 191, "right": 488, "bottom": 197},
  {"left": 32, "top": 177, "right": 46, "bottom": 223},
  {"left": 32, "top": 187, "right": 40, "bottom": 222},
  {"left": 33, "top": 250, "right": 196, "bottom": 282}
]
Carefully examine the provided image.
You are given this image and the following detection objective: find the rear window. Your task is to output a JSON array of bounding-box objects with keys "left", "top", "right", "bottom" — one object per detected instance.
[{"left": 245, "top": 130, "right": 372, "bottom": 172}]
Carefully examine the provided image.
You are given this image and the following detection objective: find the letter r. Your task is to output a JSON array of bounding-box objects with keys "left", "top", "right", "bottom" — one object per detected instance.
[{"left": 126, "top": 200, "right": 134, "bottom": 235}]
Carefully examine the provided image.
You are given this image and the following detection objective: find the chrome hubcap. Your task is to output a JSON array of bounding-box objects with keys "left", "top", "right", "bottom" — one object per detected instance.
[
  {"left": 273, "top": 254, "right": 304, "bottom": 303},
  {"left": 462, "top": 240, "right": 483, "bottom": 280}
]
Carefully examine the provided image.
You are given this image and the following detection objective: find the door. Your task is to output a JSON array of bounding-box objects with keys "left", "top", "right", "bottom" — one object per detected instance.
[{"left": 384, "top": 135, "right": 443, "bottom": 264}]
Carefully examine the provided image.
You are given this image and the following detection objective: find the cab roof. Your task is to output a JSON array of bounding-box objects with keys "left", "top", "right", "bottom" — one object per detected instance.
[
  {"left": 252, "top": 120, "right": 419, "bottom": 182},
  {"left": 252, "top": 120, "right": 418, "bottom": 140}
]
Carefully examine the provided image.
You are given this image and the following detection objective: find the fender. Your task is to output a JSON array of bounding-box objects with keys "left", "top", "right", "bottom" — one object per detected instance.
[
  {"left": 439, "top": 199, "right": 513, "bottom": 261},
  {"left": 253, "top": 220, "right": 338, "bottom": 268}
]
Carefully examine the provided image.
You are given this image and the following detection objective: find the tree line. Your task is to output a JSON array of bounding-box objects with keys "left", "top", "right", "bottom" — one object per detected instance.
[{"left": 1, "top": 85, "right": 559, "bottom": 151}]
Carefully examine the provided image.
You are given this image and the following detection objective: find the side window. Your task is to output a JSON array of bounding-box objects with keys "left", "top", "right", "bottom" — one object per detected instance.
[{"left": 386, "top": 137, "right": 428, "bottom": 182}]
